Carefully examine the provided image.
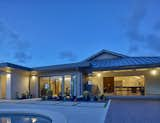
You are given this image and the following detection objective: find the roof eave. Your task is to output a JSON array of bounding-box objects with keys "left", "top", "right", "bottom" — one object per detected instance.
[
  {"left": 90, "top": 64, "right": 160, "bottom": 71},
  {"left": 0, "top": 62, "right": 32, "bottom": 71}
]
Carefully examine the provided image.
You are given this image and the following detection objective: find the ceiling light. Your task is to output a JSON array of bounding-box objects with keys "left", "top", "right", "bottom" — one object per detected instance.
[{"left": 150, "top": 70, "right": 158, "bottom": 76}]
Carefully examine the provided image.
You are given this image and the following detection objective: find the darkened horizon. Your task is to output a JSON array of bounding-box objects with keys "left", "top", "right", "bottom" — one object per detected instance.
[{"left": 0, "top": 0, "right": 160, "bottom": 67}]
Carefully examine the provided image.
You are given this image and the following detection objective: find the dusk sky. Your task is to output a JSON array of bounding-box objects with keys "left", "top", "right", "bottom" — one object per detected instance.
[{"left": 0, "top": 0, "right": 160, "bottom": 67}]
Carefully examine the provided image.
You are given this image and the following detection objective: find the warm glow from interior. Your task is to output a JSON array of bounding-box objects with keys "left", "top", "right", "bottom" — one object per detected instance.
[
  {"left": 65, "top": 77, "right": 71, "bottom": 80},
  {"left": 150, "top": 70, "right": 158, "bottom": 76}
]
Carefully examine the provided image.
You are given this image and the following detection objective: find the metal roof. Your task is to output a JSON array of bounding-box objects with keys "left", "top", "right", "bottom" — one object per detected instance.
[
  {"left": 1, "top": 50, "right": 160, "bottom": 72},
  {"left": 33, "top": 62, "right": 90, "bottom": 71},
  {"left": 91, "top": 57, "right": 160, "bottom": 70}
]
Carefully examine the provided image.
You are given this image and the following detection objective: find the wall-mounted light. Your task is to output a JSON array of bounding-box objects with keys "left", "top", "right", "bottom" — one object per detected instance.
[
  {"left": 150, "top": 69, "right": 158, "bottom": 76},
  {"left": 97, "top": 73, "right": 101, "bottom": 77},
  {"left": 31, "top": 118, "right": 37, "bottom": 123},
  {"left": 32, "top": 75, "right": 36, "bottom": 80},
  {"left": 6, "top": 73, "right": 11, "bottom": 79}
]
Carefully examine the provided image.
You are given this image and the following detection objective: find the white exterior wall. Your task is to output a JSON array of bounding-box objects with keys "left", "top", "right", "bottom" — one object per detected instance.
[
  {"left": 11, "top": 71, "right": 30, "bottom": 99},
  {"left": 30, "top": 76, "right": 39, "bottom": 98},
  {"left": 145, "top": 73, "right": 160, "bottom": 95},
  {"left": 6, "top": 73, "right": 11, "bottom": 99}
]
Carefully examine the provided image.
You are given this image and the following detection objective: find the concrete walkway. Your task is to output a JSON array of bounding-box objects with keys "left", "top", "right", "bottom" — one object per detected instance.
[{"left": 105, "top": 99, "right": 160, "bottom": 123}]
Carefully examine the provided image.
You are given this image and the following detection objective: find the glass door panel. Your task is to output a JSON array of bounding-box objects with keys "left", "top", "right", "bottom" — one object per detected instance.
[
  {"left": 50, "top": 76, "right": 62, "bottom": 96},
  {"left": 64, "top": 75, "right": 71, "bottom": 96}
]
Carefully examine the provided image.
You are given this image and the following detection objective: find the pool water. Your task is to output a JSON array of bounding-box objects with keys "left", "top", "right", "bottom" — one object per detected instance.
[{"left": 0, "top": 113, "right": 52, "bottom": 123}]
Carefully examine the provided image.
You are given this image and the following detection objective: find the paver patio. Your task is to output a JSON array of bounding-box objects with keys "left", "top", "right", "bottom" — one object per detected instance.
[{"left": 105, "top": 99, "right": 160, "bottom": 123}]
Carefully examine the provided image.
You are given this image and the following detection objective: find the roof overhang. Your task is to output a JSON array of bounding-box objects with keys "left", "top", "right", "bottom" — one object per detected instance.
[
  {"left": 33, "top": 62, "right": 90, "bottom": 72},
  {"left": 0, "top": 62, "right": 32, "bottom": 72},
  {"left": 89, "top": 64, "right": 160, "bottom": 72}
]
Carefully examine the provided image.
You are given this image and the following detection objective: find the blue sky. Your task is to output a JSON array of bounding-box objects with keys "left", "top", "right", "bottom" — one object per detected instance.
[{"left": 0, "top": 0, "right": 160, "bottom": 67}]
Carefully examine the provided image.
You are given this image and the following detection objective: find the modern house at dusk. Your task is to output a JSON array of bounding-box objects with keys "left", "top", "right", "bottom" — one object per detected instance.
[{"left": 1, "top": 49, "right": 160, "bottom": 99}]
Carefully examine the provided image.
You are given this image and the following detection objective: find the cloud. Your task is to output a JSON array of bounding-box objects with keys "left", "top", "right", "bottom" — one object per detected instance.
[
  {"left": 127, "top": 0, "right": 146, "bottom": 41},
  {"left": 58, "top": 51, "right": 78, "bottom": 61},
  {"left": 0, "top": 21, "right": 31, "bottom": 63},
  {"left": 145, "top": 34, "right": 160, "bottom": 51},
  {"left": 126, "top": 0, "right": 147, "bottom": 54},
  {"left": 14, "top": 52, "right": 32, "bottom": 63},
  {"left": 126, "top": 0, "right": 160, "bottom": 55}
]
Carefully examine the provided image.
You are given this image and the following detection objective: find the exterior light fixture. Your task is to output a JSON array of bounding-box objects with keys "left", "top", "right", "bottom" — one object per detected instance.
[
  {"left": 150, "top": 69, "right": 158, "bottom": 76},
  {"left": 31, "top": 118, "right": 37, "bottom": 123},
  {"left": 7, "top": 73, "right": 11, "bottom": 79},
  {"left": 97, "top": 73, "right": 101, "bottom": 77},
  {"left": 32, "top": 75, "right": 36, "bottom": 80}
]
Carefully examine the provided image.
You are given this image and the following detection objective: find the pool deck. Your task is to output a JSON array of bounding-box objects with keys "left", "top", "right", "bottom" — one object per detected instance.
[
  {"left": 0, "top": 99, "right": 107, "bottom": 123},
  {"left": 1, "top": 98, "right": 160, "bottom": 123}
]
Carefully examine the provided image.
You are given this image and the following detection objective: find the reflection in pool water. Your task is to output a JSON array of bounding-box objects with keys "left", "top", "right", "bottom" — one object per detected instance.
[{"left": 0, "top": 113, "right": 52, "bottom": 123}]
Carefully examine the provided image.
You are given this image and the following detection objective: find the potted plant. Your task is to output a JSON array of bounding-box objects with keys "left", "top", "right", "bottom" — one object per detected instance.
[
  {"left": 21, "top": 93, "right": 27, "bottom": 99},
  {"left": 41, "top": 88, "right": 47, "bottom": 100},
  {"left": 83, "top": 91, "right": 90, "bottom": 101},
  {"left": 47, "top": 89, "right": 53, "bottom": 100}
]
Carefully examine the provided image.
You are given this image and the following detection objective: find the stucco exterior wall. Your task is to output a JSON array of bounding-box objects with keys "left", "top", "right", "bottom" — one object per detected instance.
[
  {"left": 145, "top": 72, "right": 160, "bottom": 95},
  {"left": 11, "top": 70, "right": 30, "bottom": 99},
  {"left": 30, "top": 76, "right": 39, "bottom": 98}
]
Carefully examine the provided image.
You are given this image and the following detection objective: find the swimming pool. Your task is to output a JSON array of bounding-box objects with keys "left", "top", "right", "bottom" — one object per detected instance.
[{"left": 0, "top": 113, "right": 52, "bottom": 123}]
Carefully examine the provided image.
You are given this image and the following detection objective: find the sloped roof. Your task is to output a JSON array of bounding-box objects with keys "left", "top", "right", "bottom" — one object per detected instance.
[
  {"left": 33, "top": 62, "right": 90, "bottom": 71},
  {"left": 91, "top": 57, "right": 160, "bottom": 70},
  {"left": 83, "top": 49, "right": 128, "bottom": 62},
  {"left": 1, "top": 50, "right": 160, "bottom": 72},
  {"left": 0, "top": 62, "right": 32, "bottom": 71}
]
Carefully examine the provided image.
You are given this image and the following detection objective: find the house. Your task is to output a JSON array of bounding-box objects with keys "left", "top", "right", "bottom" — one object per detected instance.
[{"left": 1, "top": 49, "right": 160, "bottom": 99}]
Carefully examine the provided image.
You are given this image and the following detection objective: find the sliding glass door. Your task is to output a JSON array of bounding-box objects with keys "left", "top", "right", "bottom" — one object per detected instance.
[
  {"left": 39, "top": 74, "right": 76, "bottom": 97},
  {"left": 50, "top": 76, "right": 62, "bottom": 96}
]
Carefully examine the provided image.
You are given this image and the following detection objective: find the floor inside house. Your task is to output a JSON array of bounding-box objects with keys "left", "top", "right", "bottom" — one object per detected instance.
[
  {"left": 89, "top": 73, "right": 145, "bottom": 96},
  {"left": 113, "top": 76, "right": 145, "bottom": 96}
]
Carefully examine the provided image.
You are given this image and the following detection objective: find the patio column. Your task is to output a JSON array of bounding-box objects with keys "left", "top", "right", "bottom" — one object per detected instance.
[
  {"left": 30, "top": 75, "right": 39, "bottom": 98},
  {"left": 72, "top": 75, "right": 77, "bottom": 97},
  {"left": 61, "top": 76, "right": 65, "bottom": 96},
  {"left": 6, "top": 73, "right": 11, "bottom": 99},
  {"left": 76, "top": 72, "right": 83, "bottom": 97}
]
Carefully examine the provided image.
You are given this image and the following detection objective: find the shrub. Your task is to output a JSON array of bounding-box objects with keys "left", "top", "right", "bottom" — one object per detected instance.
[{"left": 83, "top": 91, "right": 90, "bottom": 101}]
